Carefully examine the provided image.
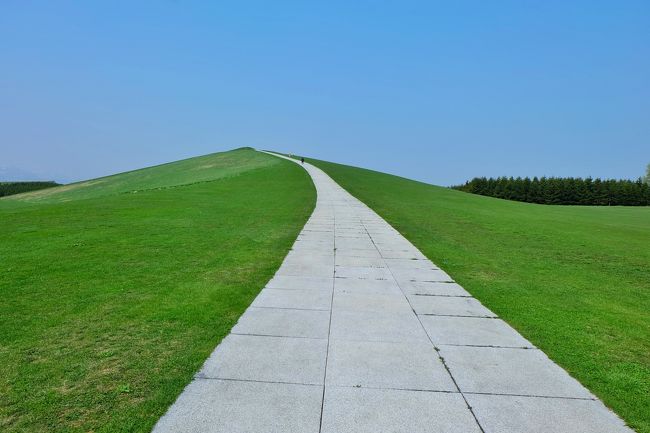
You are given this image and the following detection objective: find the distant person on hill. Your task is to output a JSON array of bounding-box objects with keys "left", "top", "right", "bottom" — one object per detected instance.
[{"left": 301, "top": 157, "right": 305, "bottom": 165}]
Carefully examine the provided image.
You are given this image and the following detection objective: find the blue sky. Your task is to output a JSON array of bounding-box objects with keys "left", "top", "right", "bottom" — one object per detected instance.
[{"left": 1, "top": 1, "right": 648, "bottom": 185}]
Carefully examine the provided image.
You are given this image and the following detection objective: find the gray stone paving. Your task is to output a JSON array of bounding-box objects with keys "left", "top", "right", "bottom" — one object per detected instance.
[{"left": 153, "top": 152, "right": 633, "bottom": 433}]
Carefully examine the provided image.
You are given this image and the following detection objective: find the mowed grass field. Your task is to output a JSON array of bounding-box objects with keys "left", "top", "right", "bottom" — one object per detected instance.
[
  {"left": 0, "top": 148, "right": 315, "bottom": 432},
  {"left": 308, "top": 157, "right": 650, "bottom": 433}
]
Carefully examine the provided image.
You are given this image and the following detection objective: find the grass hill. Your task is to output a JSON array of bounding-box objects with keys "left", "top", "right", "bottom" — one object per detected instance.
[
  {"left": 0, "top": 148, "right": 315, "bottom": 432},
  {"left": 306, "top": 157, "right": 650, "bottom": 433},
  {"left": 1, "top": 147, "right": 279, "bottom": 204},
  {"left": 3, "top": 148, "right": 648, "bottom": 432}
]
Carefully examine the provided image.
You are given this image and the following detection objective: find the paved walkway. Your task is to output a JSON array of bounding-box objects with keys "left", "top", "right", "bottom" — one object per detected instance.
[{"left": 153, "top": 153, "right": 632, "bottom": 433}]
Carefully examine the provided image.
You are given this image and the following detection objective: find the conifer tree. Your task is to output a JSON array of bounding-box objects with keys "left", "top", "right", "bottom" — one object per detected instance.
[{"left": 451, "top": 175, "right": 649, "bottom": 206}]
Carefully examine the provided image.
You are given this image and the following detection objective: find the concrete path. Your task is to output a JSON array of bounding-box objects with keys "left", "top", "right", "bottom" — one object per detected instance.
[{"left": 153, "top": 153, "right": 632, "bottom": 433}]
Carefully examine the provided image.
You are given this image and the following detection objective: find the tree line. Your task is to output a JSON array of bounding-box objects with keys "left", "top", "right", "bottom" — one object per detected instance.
[
  {"left": 0, "top": 181, "right": 60, "bottom": 198},
  {"left": 452, "top": 176, "right": 650, "bottom": 206}
]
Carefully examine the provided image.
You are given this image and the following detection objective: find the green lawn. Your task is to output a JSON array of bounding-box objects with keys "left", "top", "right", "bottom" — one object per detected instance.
[
  {"left": 307, "top": 157, "right": 650, "bottom": 433},
  {"left": 0, "top": 148, "right": 315, "bottom": 432}
]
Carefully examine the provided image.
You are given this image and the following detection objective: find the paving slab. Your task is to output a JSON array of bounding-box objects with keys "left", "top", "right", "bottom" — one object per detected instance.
[
  {"left": 251, "top": 288, "right": 331, "bottom": 310},
  {"left": 293, "top": 242, "right": 334, "bottom": 251},
  {"left": 332, "top": 291, "right": 413, "bottom": 314},
  {"left": 371, "top": 234, "right": 410, "bottom": 242},
  {"left": 335, "top": 233, "right": 368, "bottom": 240},
  {"left": 276, "top": 262, "right": 333, "bottom": 277},
  {"left": 409, "top": 295, "right": 497, "bottom": 317},
  {"left": 321, "top": 387, "right": 481, "bottom": 433},
  {"left": 335, "top": 224, "right": 364, "bottom": 230},
  {"left": 199, "top": 334, "right": 327, "bottom": 385},
  {"left": 298, "top": 231, "right": 334, "bottom": 241},
  {"left": 265, "top": 275, "right": 333, "bottom": 291},
  {"left": 374, "top": 241, "right": 416, "bottom": 251},
  {"left": 335, "top": 238, "right": 376, "bottom": 250},
  {"left": 335, "top": 226, "right": 365, "bottom": 232},
  {"left": 401, "top": 281, "right": 470, "bottom": 296},
  {"left": 303, "top": 221, "right": 334, "bottom": 228},
  {"left": 152, "top": 379, "right": 322, "bottom": 433},
  {"left": 335, "top": 265, "right": 394, "bottom": 280},
  {"left": 295, "top": 232, "right": 333, "bottom": 241},
  {"left": 302, "top": 228, "right": 333, "bottom": 235},
  {"left": 284, "top": 250, "right": 335, "bottom": 265},
  {"left": 383, "top": 258, "right": 438, "bottom": 270},
  {"left": 330, "top": 310, "right": 430, "bottom": 343},
  {"left": 334, "top": 277, "right": 403, "bottom": 294},
  {"left": 335, "top": 247, "right": 383, "bottom": 258},
  {"left": 335, "top": 255, "right": 386, "bottom": 267},
  {"left": 326, "top": 339, "right": 456, "bottom": 391},
  {"left": 392, "top": 267, "right": 454, "bottom": 282},
  {"left": 335, "top": 234, "right": 367, "bottom": 240},
  {"left": 420, "top": 315, "right": 535, "bottom": 348},
  {"left": 439, "top": 346, "right": 593, "bottom": 398},
  {"left": 465, "top": 393, "right": 633, "bottom": 433},
  {"left": 378, "top": 248, "right": 427, "bottom": 260},
  {"left": 232, "top": 307, "right": 330, "bottom": 339},
  {"left": 365, "top": 222, "right": 395, "bottom": 229},
  {"left": 291, "top": 242, "right": 335, "bottom": 254}
]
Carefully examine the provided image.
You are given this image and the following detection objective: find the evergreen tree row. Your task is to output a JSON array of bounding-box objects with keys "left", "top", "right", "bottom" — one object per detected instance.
[
  {"left": 0, "top": 181, "right": 60, "bottom": 198},
  {"left": 452, "top": 176, "right": 650, "bottom": 206}
]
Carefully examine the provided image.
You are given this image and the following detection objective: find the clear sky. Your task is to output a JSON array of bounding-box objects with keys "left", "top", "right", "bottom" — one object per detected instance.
[{"left": 1, "top": 1, "right": 648, "bottom": 185}]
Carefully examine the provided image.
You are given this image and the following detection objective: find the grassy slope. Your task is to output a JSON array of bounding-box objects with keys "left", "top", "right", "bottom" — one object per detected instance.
[
  {"left": 0, "top": 148, "right": 315, "bottom": 433},
  {"left": 4, "top": 148, "right": 279, "bottom": 204},
  {"left": 308, "top": 158, "right": 650, "bottom": 433}
]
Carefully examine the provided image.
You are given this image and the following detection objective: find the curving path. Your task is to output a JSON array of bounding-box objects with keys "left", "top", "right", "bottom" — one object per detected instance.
[{"left": 153, "top": 152, "right": 632, "bottom": 433}]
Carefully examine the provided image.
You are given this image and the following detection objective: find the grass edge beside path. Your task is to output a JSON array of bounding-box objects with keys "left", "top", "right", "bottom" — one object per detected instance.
[
  {"left": 306, "top": 156, "right": 650, "bottom": 433},
  {"left": 0, "top": 149, "right": 316, "bottom": 433}
]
